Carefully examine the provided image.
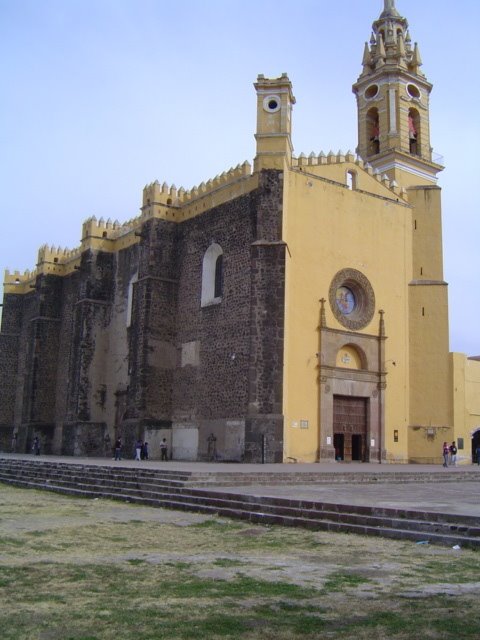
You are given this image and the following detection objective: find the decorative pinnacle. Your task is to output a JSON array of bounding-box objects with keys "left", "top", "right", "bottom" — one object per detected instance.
[{"left": 319, "top": 298, "right": 327, "bottom": 328}]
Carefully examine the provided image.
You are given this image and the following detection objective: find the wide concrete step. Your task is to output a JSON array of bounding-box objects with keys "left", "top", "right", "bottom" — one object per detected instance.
[
  {"left": 0, "top": 467, "right": 189, "bottom": 490},
  {"left": 0, "top": 460, "right": 196, "bottom": 481},
  {"left": 3, "top": 458, "right": 480, "bottom": 487},
  {"left": 1, "top": 465, "right": 479, "bottom": 549},
  {"left": 1, "top": 460, "right": 479, "bottom": 527},
  {"left": 3, "top": 475, "right": 478, "bottom": 549}
]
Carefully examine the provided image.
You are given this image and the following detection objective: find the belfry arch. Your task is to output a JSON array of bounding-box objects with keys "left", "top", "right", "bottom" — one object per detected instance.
[
  {"left": 367, "top": 107, "right": 380, "bottom": 155},
  {"left": 408, "top": 107, "right": 420, "bottom": 155}
]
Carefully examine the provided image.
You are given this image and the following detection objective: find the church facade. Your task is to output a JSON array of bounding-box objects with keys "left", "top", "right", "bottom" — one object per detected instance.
[{"left": 1, "top": 1, "right": 479, "bottom": 463}]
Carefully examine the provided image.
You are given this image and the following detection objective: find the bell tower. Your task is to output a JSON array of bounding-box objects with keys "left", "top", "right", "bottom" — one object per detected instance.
[
  {"left": 352, "top": 0, "right": 443, "bottom": 186},
  {"left": 254, "top": 73, "right": 295, "bottom": 172}
]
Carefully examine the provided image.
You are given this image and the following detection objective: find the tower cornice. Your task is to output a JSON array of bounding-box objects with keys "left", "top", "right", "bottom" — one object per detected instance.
[
  {"left": 367, "top": 147, "right": 444, "bottom": 185},
  {"left": 353, "top": 68, "right": 432, "bottom": 94}
]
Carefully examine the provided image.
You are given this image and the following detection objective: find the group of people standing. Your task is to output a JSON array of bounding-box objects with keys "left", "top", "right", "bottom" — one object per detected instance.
[
  {"left": 134, "top": 439, "right": 150, "bottom": 461},
  {"left": 113, "top": 437, "right": 168, "bottom": 461},
  {"left": 442, "top": 441, "right": 458, "bottom": 467}
]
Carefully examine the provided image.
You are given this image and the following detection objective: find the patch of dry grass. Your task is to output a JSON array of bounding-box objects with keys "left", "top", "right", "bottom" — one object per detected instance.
[{"left": 0, "top": 484, "right": 479, "bottom": 639}]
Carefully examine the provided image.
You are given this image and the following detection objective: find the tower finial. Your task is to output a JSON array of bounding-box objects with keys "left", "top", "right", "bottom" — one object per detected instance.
[{"left": 381, "top": 0, "right": 399, "bottom": 17}]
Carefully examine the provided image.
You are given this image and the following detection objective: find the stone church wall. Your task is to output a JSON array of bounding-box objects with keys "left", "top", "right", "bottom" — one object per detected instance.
[
  {"left": 0, "top": 170, "right": 285, "bottom": 461},
  {"left": 172, "top": 190, "right": 256, "bottom": 460}
]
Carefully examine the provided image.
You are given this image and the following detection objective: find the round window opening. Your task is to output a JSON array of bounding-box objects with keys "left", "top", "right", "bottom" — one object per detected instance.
[
  {"left": 406, "top": 83, "right": 421, "bottom": 99},
  {"left": 329, "top": 269, "right": 375, "bottom": 330},
  {"left": 263, "top": 95, "right": 281, "bottom": 113},
  {"left": 364, "top": 84, "right": 379, "bottom": 100}
]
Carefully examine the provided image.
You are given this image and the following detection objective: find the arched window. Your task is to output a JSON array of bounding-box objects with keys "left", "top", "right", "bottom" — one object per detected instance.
[
  {"left": 367, "top": 108, "right": 380, "bottom": 155},
  {"left": 126, "top": 271, "right": 138, "bottom": 327},
  {"left": 201, "top": 243, "right": 223, "bottom": 307},
  {"left": 346, "top": 170, "right": 357, "bottom": 190},
  {"left": 214, "top": 254, "right": 223, "bottom": 298}
]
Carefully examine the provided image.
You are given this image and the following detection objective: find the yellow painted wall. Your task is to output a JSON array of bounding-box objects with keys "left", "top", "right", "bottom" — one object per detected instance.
[
  {"left": 407, "top": 185, "right": 452, "bottom": 463},
  {"left": 451, "top": 353, "right": 480, "bottom": 464},
  {"left": 282, "top": 165, "right": 412, "bottom": 462}
]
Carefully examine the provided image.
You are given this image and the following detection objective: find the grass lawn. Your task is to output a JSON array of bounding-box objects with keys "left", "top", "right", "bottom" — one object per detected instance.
[{"left": 0, "top": 484, "right": 479, "bottom": 639}]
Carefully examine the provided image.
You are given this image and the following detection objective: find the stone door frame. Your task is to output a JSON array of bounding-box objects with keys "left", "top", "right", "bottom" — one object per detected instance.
[{"left": 318, "top": 324, "right": 386, "bottom": 463}]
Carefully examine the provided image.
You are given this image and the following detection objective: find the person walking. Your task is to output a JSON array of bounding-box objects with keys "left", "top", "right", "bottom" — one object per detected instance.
[
  {"left": 449, "top": 441, "right": 457, "bottom": 466},
  {"left": 142, "top": 442, "right": 149, "bottom": 460},
  {"left": 135, "top": 439, "right": 143, "bottom": 461},
  {"left": 442, "top": 442, "right": 449, "bottom": 468},
  {"left": 476, "top": 444, "right": 480, "bottom": 466}
]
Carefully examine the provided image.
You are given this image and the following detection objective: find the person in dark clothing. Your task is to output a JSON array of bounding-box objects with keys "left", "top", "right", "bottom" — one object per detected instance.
[
  {"left": 114, "top": 437, "right": 122, "bottom": 461},
  {"left": 32, "top": 436, "right": 40, "bottom": 456},
  {"left": 449, "top": 441, "right": 457, "bottom": 466}
]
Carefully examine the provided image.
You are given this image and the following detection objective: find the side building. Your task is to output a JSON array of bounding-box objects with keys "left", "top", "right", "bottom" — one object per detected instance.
[{"left": 1, "top": 0, "right": 479, "bottom": 463}]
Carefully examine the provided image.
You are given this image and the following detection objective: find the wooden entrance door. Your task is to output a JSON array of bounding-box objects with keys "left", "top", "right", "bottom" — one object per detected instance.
[{"left": 333, "top": 396, "right": 367, "bottom": 462}]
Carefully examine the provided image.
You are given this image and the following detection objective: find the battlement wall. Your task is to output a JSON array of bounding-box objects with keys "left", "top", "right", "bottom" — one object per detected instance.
[
  {"left": 292, "top": 150, "right": 408, "bottom": 201},
  {"left": 141, "top": 161, "right": 255, "bottom": 221}
]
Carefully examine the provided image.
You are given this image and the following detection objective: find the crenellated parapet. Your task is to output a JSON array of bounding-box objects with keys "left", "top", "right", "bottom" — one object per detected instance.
[
  {"left": 292, "top": 149, "right": 408, "bottom": 201},
  {"left": 81, "top": 216, "right": 123, "bottom": 242},
  {"left": 142, "top": 181, "right": 178, "bottom": 208},
  {"left": 141, "top": 161, "right": 255, "bottom": 221},
  {"left": 37, "top": 243, "right": 83, "bottom": 267},
  {"left": 4, "top": 268, "right": 39, "bottom": 293},
  {"left": 3, "top": 243, "right": 84, "bottom": 292},
  {"left": 180, "top": 161, "right": 252, "bottom": 203}
]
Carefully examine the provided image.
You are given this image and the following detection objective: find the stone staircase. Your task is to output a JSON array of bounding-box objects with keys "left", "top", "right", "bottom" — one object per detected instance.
[{"left": 1, "top": 458, "right": 479, "bottom": 549}]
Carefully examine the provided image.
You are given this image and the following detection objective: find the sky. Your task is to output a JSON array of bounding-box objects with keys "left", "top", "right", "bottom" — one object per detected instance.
[{"left": 0, "top": 0, "right": 479, "bottom": 355}]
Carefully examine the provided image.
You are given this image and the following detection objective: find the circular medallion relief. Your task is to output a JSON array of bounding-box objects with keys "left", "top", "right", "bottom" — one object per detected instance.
[{"left": 329, "top": 269, "right": 375, "bottom": 330}]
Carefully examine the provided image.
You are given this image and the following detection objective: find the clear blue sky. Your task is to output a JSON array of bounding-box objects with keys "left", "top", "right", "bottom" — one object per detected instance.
[{"left": 1, "top": 0, "right": 479, "bottom": 354}]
